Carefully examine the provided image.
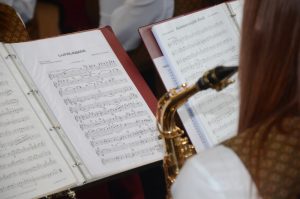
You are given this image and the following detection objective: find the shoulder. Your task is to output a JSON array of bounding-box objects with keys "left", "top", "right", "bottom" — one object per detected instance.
[
  {"left": 171, "top": 145, "right": 259, "bottom": 199},
  {"left": 224, "top": 116, "right": 300, "bottom": 199}
]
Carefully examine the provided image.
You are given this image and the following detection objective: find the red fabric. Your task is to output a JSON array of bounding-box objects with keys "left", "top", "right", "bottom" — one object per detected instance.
[
  {"left": 76, "top": 181, "right": 110, "bottom": 199},
  {"left": 59, "top": 0, "right": 93, "bottom": 32},
  {"left": 109, "top": 174, "right": 145, "bottom": 199},
  {"left": 76, "top": 174, "right": 144, "bottom": 199}
]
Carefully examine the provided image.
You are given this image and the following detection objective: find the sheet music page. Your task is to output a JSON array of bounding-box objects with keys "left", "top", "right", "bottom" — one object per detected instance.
[
  {"left": 10, "top": 30, "right": 163, "bottom": 178},
  {"left": 226, "top": 0, "right": 244, "bottom": 29},
  {"left": 0, "top": 46, "right": 77, "bottom": 199},
  {"left": 153, "top": 56, "right": 177, "bottom": 89},
  {"left": 152, "top": 3, "right": 240, "bottom": 150}
]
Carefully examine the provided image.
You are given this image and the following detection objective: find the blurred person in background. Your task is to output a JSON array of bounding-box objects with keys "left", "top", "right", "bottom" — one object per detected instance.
[
  {"left": 99, "top": 0, "right": 174, "bottom": 51},
  {"left": 0, "top": 0, "right": 36, "bottom": 23}
]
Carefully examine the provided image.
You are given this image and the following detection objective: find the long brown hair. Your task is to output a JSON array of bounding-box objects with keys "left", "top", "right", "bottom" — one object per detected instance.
[{"left": 238, "top": 0, "right": 300, "bottom": 133}]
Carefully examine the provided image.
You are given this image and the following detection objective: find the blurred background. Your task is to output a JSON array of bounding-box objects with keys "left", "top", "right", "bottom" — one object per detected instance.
[{"left": 28, "top": 0, "right": 99, "bottom": 40}]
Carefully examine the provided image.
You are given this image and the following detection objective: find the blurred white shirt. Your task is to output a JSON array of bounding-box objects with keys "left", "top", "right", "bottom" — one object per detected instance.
[
  {"left": 99, "top": 0, "right": 174, "bottom": 51},
  {"left": 171, "top": 145, "right": 261, "bottom": 199},
  {"left": 0, "top": 0, "right": 36, "bottom": 23}
]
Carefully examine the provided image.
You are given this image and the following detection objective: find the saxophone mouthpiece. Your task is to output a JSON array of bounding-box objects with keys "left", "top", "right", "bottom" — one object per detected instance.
[{"left": 196, "top": 66, "right": 238, "bottom": 91}]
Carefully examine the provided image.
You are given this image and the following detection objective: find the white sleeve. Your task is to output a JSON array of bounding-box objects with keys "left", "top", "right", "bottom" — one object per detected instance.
[
  {"left": 171, "top": 145, "right": 260, "bottom": 199},
  {"left": 103, "top": 0, "right": 174, "bottom": 51},
  {"left": 0, "top": 0, "right": 36, "bottom": 23}
]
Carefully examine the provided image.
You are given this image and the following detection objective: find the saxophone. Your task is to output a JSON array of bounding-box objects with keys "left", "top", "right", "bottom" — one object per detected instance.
[{"left": 156, "top": 66, "right": 238, "bottom": 198}]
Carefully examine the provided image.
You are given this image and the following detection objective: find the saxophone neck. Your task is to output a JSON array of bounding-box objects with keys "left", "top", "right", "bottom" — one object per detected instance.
[
  {"left": 156, "top": 66, "right": 238, "bottom": 199},
  {"left": 157, "top": 83, "right": 199, "bottom": 133},
  {"left": 157, "top": 65, "right": 238, "bottom": 133}
]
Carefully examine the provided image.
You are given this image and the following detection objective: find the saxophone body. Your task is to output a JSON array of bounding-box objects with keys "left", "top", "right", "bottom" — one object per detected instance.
[{"left": 156, "top": 66, "right": 238, "bottom": 198}]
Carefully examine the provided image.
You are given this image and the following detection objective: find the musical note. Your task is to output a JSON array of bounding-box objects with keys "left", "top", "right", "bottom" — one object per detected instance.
[
  {"left": 0, "top": 55, "right": 78, "bottom": 198},
  {"left": 64, "top": 86, "right": 133, "bottom": 105},
  {"left": 58, "top": 78, "right": 127, "bottom": 97},
  {"left": 94, "top": 136, "right": 157, "bottom": 154},
  {"left": 0, "top": 99, "right": 19, "bottom": 107},
  {"left": 100, "top": 144, "right": 162, "bottom": 165},
  {"left": 0, "top": 168, "right": 63, "bottom": 193},
  {"left": 79, "top": 110, "right": 148, "bottom": 131},
  {"left": 82, "top": 60, "right": 117, "bottom": 71},
  {"left": 0, "top": 133, "right": 41, "bottom": 149},
  {"left": 0, "top": 125, "right": 34, "bottom": 139},
  {"left": 0, "top": 141, "right": 45, "bottom": 159},
  {"left": 69, "top": 97, "right": 141, "bottom": 114},
  {"left": 152, "top": 6, "right": 240, "bottom": 146},
  {"left": 52, "top": 69, "right": 122, "bottom": 88},
  {"left": 0, "top": 107, "right": 24, "bottom": 118},
  {"left": 0, "top": 89, "right": 13, "bottom": 97},
  {"left": 0, "top": 116, "right": 30, "bottom": 128},
  {"left": 17, "top": 158, "right": 57, "bottom": 175},
  {"left": 44, "top": 52, "right": 163, "bottom": 171},
  {"left": 0, "top": 151, "right": 51, "bottom": 170},
  {"left": 91, "top": 126, "right": 156, "bottom": 147},
  {"left": 0, "top": 29, "right": 164, "bottom": 182},
  {"left": 85, "top": 119, "right": 153, "bottom": 139}
]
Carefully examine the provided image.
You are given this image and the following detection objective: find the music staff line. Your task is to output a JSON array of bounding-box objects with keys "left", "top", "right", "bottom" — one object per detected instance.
[
  {"left": 171, "top": 29, "right": 228, "bottom": 57},
  {"left": 96, "top": 136, "right": 158, "bottom": 155},
  {"left": 0, "top": 125, "right": 35, "bottom": 139},
  {"left": 196, "top": 95, "right": 237, "bottom": 115},
  {"left": 0, "top": 98, "right": 19, "bottom": 107},
  {"left": 58, "top": 78, "right": 127, "bottom": 97},
  {"left": 91, "top": 126, "right": 157, "bottom": 147},
  {"left": 177, "top": 45, "right": 236, "bottom": 76},
  {"left": 74, "top": 102, "right": 143, "bottom": 122},
  {"left": 0, "top": 133, "right": 41, "bottom": 149},
  {"left": 48, "top": 60, "right": 118, "bottom": 80},
  {"left": 84, "top": 119, "right": 153, "bottom": 139},
  {"left": 176, "top": 37, "right": 234, "bottom": 71},
  {"left": 100, "top": 144, "right": 162, "bottom": 165},
  {"left": 17, "top": 158, "right": 57, "bottom": 176},
  {"left": 211, "top": 114, "right": 237, "bottom": 134},
  {"left": 0, "top": 151, "right": 51, "bottom": 170},
  {"left": 69, "top": 97, "right": 141, "bottom": 114},
  {"left": 167, "top": 21, "right": 224, "bottom": 48},
  {"left": 0, "top": 116, "right": 30, "bottom": 128},
  {"left": 82, "top": 60, "right": 117, "bottom": 71},
  {"left": 0, "top": 89, "right": 13, "bottom": 97},
  {"left": 52, "top": 68, "right": 122, "bottom": 88},
  {"left": 0, "top": 141, "right": 46, "bottom": 159},
  {"left": 63, "top": 86, "right": 133, "bottom": 105},
  {"left": 0, "top": 107, "right": 24, "bottom": 118},
  {"left": 79, "top": 110, "right": 149, "bottom": 131},
  {"left": 0, "top": 168, "right": 62, "bottom": 193}
]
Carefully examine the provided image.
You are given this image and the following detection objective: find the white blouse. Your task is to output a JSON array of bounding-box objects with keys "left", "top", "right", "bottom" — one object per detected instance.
[
  {"left": 171, "top": 145, "right": 261, "bottom": 199},
  {"left": 0, "top": 0, "right": 36, "bottom": 23},
  {"left": 99, "top": 0, "right": 174, "bottom": 51}
]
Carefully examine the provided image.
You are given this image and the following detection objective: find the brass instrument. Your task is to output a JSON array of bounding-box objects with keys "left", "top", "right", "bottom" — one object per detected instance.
[{"left": 156, "top": 66, "right": 238, "bottom": 198}]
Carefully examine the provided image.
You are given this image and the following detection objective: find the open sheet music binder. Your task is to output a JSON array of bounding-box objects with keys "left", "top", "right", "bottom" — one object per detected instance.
[
  {"left": 0, "top": 26, "right": 163, "bottom": 199},
  {"left": 139, "top": 0, "right": 243, "bottom": 152}
]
